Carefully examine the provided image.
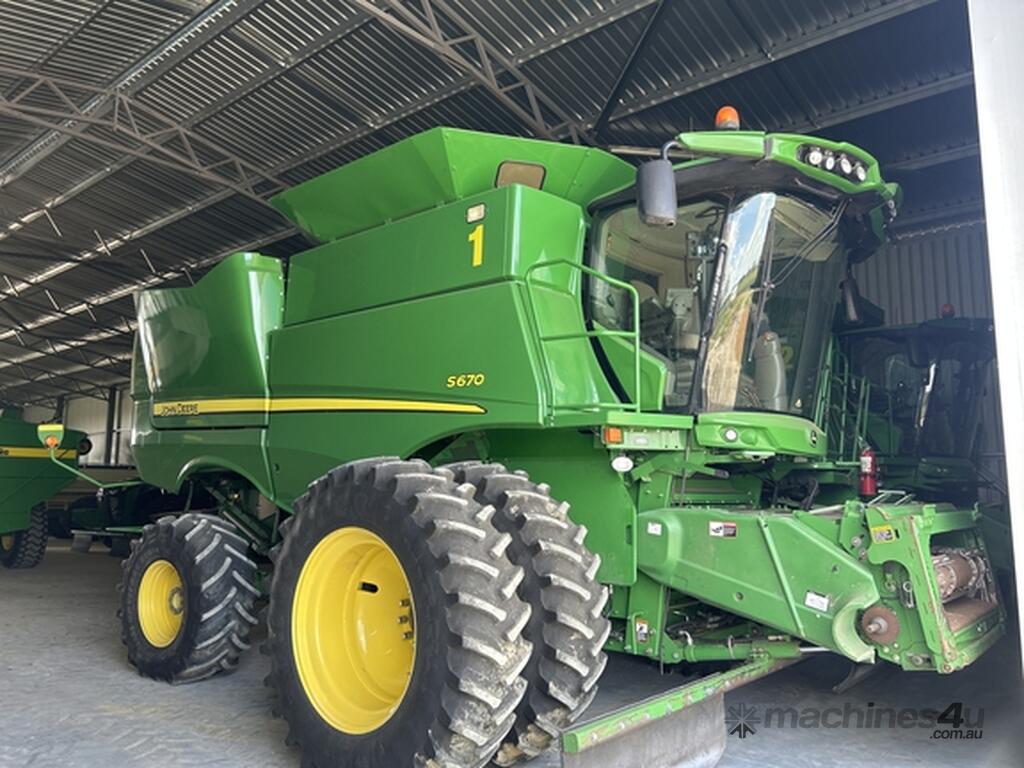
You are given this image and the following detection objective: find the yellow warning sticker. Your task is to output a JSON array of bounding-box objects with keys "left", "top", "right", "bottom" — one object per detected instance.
[{"left": 870, "top": 524, "right": 897, "bottom": 544}]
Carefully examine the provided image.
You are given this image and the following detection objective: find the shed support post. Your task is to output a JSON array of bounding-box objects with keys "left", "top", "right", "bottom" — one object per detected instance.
[{"left": 967, "top": 0, "right": 1024, "bottom": 667}]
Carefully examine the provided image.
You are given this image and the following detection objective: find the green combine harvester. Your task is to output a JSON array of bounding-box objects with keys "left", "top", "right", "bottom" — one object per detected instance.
[
  {"left": 823, "top": 314, "right": 1014, "bottom": 577},
  {"left": 829, "top": 315, "right": 998, "bottom": 504},
  {"left": 0, "top": 411, "right": 88, "bottom": 568},
  {"left": 37, "top": 115, "right": 1006, "bottom": 767}
]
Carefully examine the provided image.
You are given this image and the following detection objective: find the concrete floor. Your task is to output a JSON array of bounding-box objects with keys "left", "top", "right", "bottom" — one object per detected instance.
[{"left": 1, "top": 542, "right": 1020, "bottom": 767}]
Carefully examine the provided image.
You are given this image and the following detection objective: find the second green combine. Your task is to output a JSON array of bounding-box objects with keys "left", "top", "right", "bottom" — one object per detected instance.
[{"left": 0, "top": 411, "right": 88, "bottom": 569}]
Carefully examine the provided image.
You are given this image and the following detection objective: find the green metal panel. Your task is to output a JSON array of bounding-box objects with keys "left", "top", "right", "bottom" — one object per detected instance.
[
  {"left": 282, "top": 183, "right": 619, "bottom": 420},
  {"left": 134, "top": 252, "right": 284, "bottom": 427},
  {"left": 551, "top": 410, "right": 694, "bottom": 430},
  {"left": 135, "top": 184, "right": 629, "bottom": 503},
  {"left": 131, "top": 405, "right": 276, "bottom": 501},
  {"left": 482, "top": 428, "right": 639, "bottom": 585},
  {"left": 265, "top": 281, "right": 544, "bottom": 503},
  {"left": 283, "top": 183, "right": 601, "bottom": 344},
  {"left": 561, "top": 657, "right": 792, "bottom": 757},
  {"left": 131, "top": 249, "right": 284, "bottom": 495},
  {"left": 674, "top": 130, "right": 896, "bottom": 202},
  {"left": 695, "top": 411, "right": 826, "bottom": 459},
  {"left": 285, "top": 186, "right": 515, "bottom": 326},
  {"left": 636, "top": 505, "right": 879, "bottom": 659},
  {"left": 861, "top": 502, "right": 1005, "bottom": 672},
  {"left": 270, "top": 127, "right": 635, "bottom": 243}
]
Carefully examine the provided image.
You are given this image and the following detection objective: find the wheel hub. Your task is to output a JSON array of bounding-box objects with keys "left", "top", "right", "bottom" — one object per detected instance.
[
  {"left": 861, "top": 604, "right": 901, "bottom": 645},
  {"left": 138, "top": 559, "right": 185, "bottom": 648},
  {"left": 169, "top": 586, "right": 185, "bottom": 615},
  {"left": 292, "top": 526, "right": 416, "bottom": 735}
]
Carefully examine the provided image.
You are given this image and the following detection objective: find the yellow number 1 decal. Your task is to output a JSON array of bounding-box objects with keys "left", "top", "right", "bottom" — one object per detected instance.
[{"left": 468, "top": 223, "right": 484, "bottom": 267}]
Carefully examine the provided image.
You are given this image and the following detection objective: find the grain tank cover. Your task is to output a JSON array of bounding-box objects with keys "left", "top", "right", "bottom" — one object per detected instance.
[{"left": 270, "top": 127, "right": 634, "bottom": 243}]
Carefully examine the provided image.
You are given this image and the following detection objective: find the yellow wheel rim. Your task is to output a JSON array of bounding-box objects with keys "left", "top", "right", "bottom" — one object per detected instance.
[
  {"left": 1, "top": 535, "right": 13, "bottom": 551},
  {"left": 292, "top": 527, "right": 416, "bottom": 735},
  {"left": 138, "top": 559, "right": 185, "bottom": 648}
]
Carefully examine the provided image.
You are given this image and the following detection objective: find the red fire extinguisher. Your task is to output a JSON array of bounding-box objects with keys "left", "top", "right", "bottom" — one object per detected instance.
[{"left": 860, "top": 446, "right": 878, "bottom": 498}]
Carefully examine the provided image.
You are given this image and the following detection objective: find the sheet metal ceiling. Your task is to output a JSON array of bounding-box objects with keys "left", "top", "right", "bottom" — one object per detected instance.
[{"left": 0, "top": 0, "right": 982, "bottom": 406}]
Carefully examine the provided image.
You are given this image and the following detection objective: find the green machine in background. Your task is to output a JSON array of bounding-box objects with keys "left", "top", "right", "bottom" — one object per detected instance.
[
  {"left": 73, "top": 120, "right": 1007, "bottom": 768},
  {"left": 835, "top": 316, "right": 997, "bottom": 504},
  {"left": 49, "top": 481, "right": 216, "bottom": 557},
  {"left": 28, "top": 424, "right": 175, "bottom": 555},
  {"left": 0, "top": 412, "right": 89, "bottom": 568},
  {"left": 822, "top": 315, "right": 1014, "bottom": 576}
]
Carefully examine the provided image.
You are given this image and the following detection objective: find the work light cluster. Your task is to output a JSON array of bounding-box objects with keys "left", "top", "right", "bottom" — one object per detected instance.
[{"left": 800, "top": 145, "right": 868, "bottom": 183}]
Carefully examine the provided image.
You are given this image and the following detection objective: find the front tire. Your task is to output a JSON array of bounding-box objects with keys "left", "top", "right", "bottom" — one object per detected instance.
[
  {"left": 119, "top": 513, "right": 259, "bottom": 682},
  {"left": 0, "top": 505, "right": 48, "bottom": 569},
  {"left": 445, "top": 463, "right": 610, "bottom": 764},
  {"left": 267, "top": 457, "right": 532, "bottom": 768}
]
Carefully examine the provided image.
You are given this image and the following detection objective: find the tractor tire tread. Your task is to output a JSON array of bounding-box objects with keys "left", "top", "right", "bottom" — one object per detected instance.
[
  {"left": 267, "top": 457, "right": 532, "bottom": 768},
  {"left": 442, "top": 462, "right": 609, "bottom": 764},
  {"left": 119, "top": 513, "right": 257, "bottom": 683},
  {"left": 0, "top": 505, "right": 48, "bottom": 569}
]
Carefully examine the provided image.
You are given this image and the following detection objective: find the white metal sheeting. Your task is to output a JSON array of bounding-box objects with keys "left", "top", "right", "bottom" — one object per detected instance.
[{"left": 967, "top": 0, "right": 1024, "bottom": 664}]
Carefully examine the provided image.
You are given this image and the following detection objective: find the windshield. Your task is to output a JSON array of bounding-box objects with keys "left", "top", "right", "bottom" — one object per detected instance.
[{"left": 590, "top": 192, "right": 847, "bottom": 416}]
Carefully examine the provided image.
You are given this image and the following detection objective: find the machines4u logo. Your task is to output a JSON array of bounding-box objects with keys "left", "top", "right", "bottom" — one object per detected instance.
[{"left": 726, "top": 700, "right": 983, "bottom": 739}]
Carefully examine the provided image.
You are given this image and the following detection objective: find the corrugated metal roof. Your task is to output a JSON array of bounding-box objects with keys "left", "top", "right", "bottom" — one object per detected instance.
[{"left": 0, "top": 0, "right": 984, "bottom": 405}]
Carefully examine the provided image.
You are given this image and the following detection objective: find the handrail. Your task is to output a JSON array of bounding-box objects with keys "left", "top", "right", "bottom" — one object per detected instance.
[
  {"left": 48, "top": 449, "right": 143, "bottom": 489},
  {"left": 523, "top": 259, "right": 642, "bottom": 415}
]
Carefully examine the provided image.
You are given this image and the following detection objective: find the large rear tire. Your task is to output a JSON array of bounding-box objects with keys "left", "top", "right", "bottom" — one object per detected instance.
[
  {"left": 444, "top": 463, "right": 610, "bottom": 765},
  {"left": 118, "top": 513, "right": 259, "bottom": 682},
  {"left": 267, "top": 457, "right": 532, "bottom": 768},
  {"left": 0, "top": 505, "right": 48, "bottom": 569}
]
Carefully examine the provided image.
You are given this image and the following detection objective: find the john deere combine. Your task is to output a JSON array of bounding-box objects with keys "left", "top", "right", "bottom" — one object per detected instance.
[
  {"left": 830, "top": 316, "right": 998, "bottom": 504},
  {"left": 0, "top": 411, "right": 88, "bottom": 568},
  {"left": 106, "top": 119, "right": 1005, "bottom": 767}
]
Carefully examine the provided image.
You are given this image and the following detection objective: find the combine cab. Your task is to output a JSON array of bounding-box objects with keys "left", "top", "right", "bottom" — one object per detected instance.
[{"left": 115, "top": 123, "right": 1005, "bottom": 767}]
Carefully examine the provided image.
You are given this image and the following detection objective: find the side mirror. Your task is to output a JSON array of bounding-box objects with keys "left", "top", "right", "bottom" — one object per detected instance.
[{"left": 637, "top": 142, "right": 678, "bottom": 227}]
